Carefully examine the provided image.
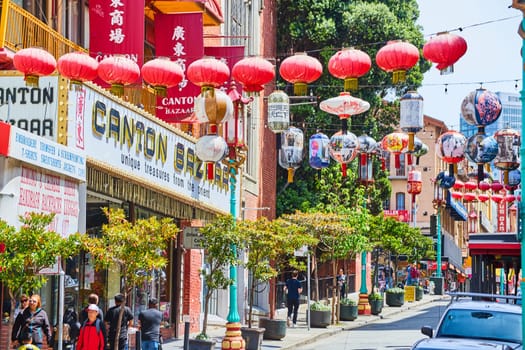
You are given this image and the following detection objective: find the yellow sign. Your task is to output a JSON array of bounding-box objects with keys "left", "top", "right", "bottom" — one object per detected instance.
[{"left": 405, "top": 286, "right": 416, "bottom": 302}]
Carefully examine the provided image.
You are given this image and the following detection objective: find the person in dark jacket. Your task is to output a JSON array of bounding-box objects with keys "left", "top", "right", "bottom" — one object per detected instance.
[
  {"left": 77, "top": 305, "right": 105, "bottom": 350},
  {"left": 11, "top": 295, "right": 52, "bottom": 349},
  {"left": 284, "top": 270, "right": 303, "bottom": 328},
  {"left": 105, "top": 294, "right": 133, "bottom": 350},
  {"left": 138, "top": 298, "right": 163, "bottom": 350}
]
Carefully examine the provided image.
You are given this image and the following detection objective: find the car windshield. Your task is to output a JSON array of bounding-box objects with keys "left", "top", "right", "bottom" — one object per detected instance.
[{"left": 437, "top": 308, "right": 522, "bottom": 344}]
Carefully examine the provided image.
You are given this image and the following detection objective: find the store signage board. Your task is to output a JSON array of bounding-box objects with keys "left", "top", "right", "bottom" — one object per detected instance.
[
  {"left": 183, "top": 227, "right": 203, "bottom": 249},
  {"left": 0, "top": 74, "right": 59, "bottom": 141},
  {"left": 68, "top": 85, "right": 235, "bottom": 214}
]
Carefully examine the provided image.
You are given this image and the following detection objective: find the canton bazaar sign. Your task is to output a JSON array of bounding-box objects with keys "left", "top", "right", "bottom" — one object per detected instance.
[{"left": 67, "top": 85, "right": 234, "bottom": 213}]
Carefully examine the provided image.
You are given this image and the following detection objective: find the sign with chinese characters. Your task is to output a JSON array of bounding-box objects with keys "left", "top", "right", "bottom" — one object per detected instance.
[
  {"left": 497, "top": 200, "right": 507, "bottom": 232},
  {"left": 383, "top": 209, "right": 410, "bottom": 222},
  {"left": 155, "top": 13, "right": 204, "bottom": 123},
  {"left": 89, "top": 0, "right": 145, "bottom": 83}
]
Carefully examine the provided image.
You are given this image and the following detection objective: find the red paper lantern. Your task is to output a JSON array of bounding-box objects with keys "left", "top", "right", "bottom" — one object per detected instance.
[
  {"left": 491, "top": 194, "right": 504, "bottom": 203},
  {"left": 491, "top": 181, "right": 504, "bottom": 192},
  {"left": 506, "top": 194, "right": 517, "bottom": 202},
  {"left": 478, "top": 194, "right": 490, "bottom": 202},
  {"left": 187, "top": 56, "right": 230, "bottom": 94},
  {"left": 13, "top": 47, "right": 57, "bottom": 87},
  {"left": 231, "top": 56, "right": 275, "bottom": 93},
  {"left": 375, "top": 41, "right": 419, "bottom": 83},
  {"left": 464, "top": 181, "right": 477, "bottom": 191},
  {"left": 98, "top": 56, "right": 140, "bottom": 97},
  {"left": 463, "top": 193, "right": 477, "bottom": 202},
  {"left": 57, "top": 52, "right": 98, "bottom": 85},
  {"left": 451, "top": 191, "right": 463, "bottom": 200},
  {"left": 452, "top": 180, "right": 464, "bottom": 190},
  {"left": 141, "top": 58, "right": 184, "bottom": 96},
  {"left": 478, "top": 181, "right": 491, "bottom": 191},
  {"left": 423, "top": 32, "right": 467, "bottom": 71},
  {"left": 279, "top": 52, "right": 322, "bottom": 96},
  {"left": 328, "top": 48, "right": 371, "bottom": 91}
]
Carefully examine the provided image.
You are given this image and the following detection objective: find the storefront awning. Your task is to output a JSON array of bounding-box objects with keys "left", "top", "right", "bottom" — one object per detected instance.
[
  {"left": 446, "top": 192, "right": 467, "bottom": 221},
  {"left": 468, "top": 233, "right": 521, "bottom": 256}
]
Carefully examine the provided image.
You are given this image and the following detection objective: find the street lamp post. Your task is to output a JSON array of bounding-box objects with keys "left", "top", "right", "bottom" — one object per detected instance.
[
  {"left": 431, "top": 179, "right": 446, "bottom": 295},
  {"left": 511, "top": 0, "right": 525, "bottom": 343},
  {"left": 221, "top": 82, "right": 251, "bottom": 350}
]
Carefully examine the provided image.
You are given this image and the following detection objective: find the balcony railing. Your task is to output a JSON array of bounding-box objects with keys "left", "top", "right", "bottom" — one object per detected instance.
[{"left": 0, "top": 0, "right": 158, "bottom": 116}]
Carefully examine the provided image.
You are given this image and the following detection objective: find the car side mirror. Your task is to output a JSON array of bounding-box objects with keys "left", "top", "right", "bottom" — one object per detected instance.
[{"left": 421, "top": 325, "right": 433, "bottom": 338}]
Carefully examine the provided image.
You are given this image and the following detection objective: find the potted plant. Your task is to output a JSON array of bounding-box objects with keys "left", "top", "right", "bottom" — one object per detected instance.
[
  {"left": 368, "top": 292, "right": 383, "bottom": 315},
  {"left": 415, "top": 285, "right": 424, "bottom": 301},
  {"left": 188, "top": 215, "right": 244, "bottom": 350},
  {"left": 385, "top": 287, "right": 405, "bottom": 307},
  {"left": 309, "top": 301, "right": 331, "bottom": 328},
  {"left": 339, "top": 298, "right": 358, "bottom": 321}
]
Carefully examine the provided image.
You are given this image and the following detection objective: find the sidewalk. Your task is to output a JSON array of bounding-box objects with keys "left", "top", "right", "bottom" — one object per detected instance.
[{"left": 162, "top": 293, "right": 449, "bottom": 350}]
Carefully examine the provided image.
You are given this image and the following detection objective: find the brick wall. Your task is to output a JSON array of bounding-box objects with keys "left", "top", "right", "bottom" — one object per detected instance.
[{"left": 181, "top": 249, "right": 202, "bottom": 334}]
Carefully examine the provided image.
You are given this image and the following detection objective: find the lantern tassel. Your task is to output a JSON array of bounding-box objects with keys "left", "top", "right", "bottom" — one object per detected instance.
[
  {"left": 111, "top": 83, "right": 124, "bottom": 97},
  {"left": 344, "top": 78, "right": 358, "bottom": 92},
  {"left": 293, "top": 82, "right": 307, "bottom": 96},
  {"left": 477, "top": 164, "right": 484, "bottom": 183},
  {"left": 392, "top": 70, "right": 406, "bottom": 84},
  {"left": 287, "top": 168, "right": 294, "bottom": 183},
  {"left": 25, "top": 74, "right": 39, "bottom": 88},
  {"left": 394, "top": 154, "right": 400, "bottom": 169},
  {"left": 341, "top": 163, "right": 347, "bottom": 177},
  {"left": 504, "top": 170, "right": 509, "bottom": 185},
  {"left": 408, "top": 133, "right": 415, "bottom": 152},
  {"left": 207, "top": 163, "right": 214, "bottom": 180}
]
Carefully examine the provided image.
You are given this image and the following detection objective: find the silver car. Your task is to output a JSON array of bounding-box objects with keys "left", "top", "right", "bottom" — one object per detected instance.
[{"left": 412, "top": 293, "right": 522, "bottom": 350}]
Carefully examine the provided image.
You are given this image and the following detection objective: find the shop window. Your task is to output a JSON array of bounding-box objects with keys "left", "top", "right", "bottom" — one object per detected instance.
[{"left": 396, "top": 192, "right": 406, "bottom": 211}]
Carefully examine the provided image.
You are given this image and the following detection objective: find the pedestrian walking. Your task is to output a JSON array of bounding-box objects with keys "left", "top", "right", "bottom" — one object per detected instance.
[
  {"left": 14, "top": 295, "right": 29, "bottom": 320},
  {"left": 337, "top": 268, "right": 347, "bottom": 299},
  {"left": 138, "top": 298, "right": 163, "bottom": 350},
  {"left": 77, "top": 304, "right": 105, "bottom": 350},
  {"left": 284, "top": 270, "right": 302, "bottom": 328},
  {"left": 11, "top": 295, "right": 52, "bottom": 350},
  {"left": 79, "top": 294, "right": 104, "bottom": 324},
  {"left": 105, "top": 294, "right": 133, "bottom": 350}
]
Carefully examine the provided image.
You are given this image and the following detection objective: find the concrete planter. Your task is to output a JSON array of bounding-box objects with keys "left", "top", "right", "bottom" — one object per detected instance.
[
  {"left": 385, "top": 292, "right": 405, "bottom": 307},
  {"left": 241, "top": 327, "right": 265, "bottom": 350},
  {"left": 369, "top": 299, "right": 383, "bottom": 315},
  {"left": 339, "top": 304, "right": 358, "bottom": 321},
  {"left": 188, "top": 338, "right": 216, "bottom": 350},
  {"left": 258, "top": 318, "right": 286, "bottom": 340},
  {"left": 309, "top": 310, "right": 331, "bottom": 328}
]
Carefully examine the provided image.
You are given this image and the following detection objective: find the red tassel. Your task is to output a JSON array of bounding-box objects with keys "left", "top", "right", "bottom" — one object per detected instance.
[
  {"left": 207, "top": 163, "right": 214, "bottom": 180},
  {"left": 407, "top": 153, "right": 412, "bottom": 166},
  {"left": 360, "top": 153, "right": 367, "bottom": 166},
  {"left": 381, "top": 158, "right": 386, "bottom": 171},
  {"left": 342, "top": 163, "right": 347, "bottom": 177},
  {"left": 395, "top": 154, "right": 400, "bottom": 169}
]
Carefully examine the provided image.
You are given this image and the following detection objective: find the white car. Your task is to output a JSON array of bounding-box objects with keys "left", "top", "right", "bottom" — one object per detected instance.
[{"left": 412, "top": 292, "right": 522, "bottom": 350}]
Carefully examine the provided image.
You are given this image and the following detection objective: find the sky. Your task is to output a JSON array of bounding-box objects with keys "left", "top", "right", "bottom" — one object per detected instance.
[{"left": 416, "top": 0, "right": 522, "bottom": 130}]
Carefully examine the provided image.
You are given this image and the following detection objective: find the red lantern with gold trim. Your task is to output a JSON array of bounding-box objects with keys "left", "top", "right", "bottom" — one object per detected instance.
[
  {"left": 13, "top": 47, "right": 57, "bottom": 87},
  {"left": 57, "top": 52, "right": 98, "bottom": 86},
  {"left": 380, "top": 132, "right": 409, "bottom": 169},
  {"left": 328, "top": 48, "right": 371, "bottom": 91},
  {"left": 98, "top": 56, "right": 140, "bottom": 97},
  {"left": 187, "top": 56, "right": 230, "bottom": 94},
  {"left": 141, "top": 57, "right": 184, "bottom": 96},
  {"left": 232, "top": 56, "right": 275, "bottom": 93},
  {"left": 375, "top": 41, "right": 419, "bottom": 83},
  {"left": 423, "top": 32, "right": 467, "bottom": 72},
  {"left": 407, "top": 170, "right": 422, "bottom": 203},
  {"left": 279, "top": 52, "right": 322, "bottom": 96}
]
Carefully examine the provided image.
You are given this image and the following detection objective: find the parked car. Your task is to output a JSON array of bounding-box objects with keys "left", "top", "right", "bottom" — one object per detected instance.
[{"left": 411, "top": 292, "right": 522, "bottom": 350}]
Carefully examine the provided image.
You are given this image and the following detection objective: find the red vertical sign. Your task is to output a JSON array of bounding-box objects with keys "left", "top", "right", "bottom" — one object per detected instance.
[
  {"left": 497, "top": 200, "right": 507, "bottom": 232},
  {"left": 89, "top": 0, "right": 145, "bottom": 82},
  {"left": 155, "top": 13, "right": 204, "bottom": 123}
]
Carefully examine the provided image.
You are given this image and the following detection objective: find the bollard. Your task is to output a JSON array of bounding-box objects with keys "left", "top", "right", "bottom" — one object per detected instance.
[
  {"left": 135, "top": 330, "right": 141, "bottom": 350},
  {"left": 183, "top": 321, "right": 190, "bottom": 350}
]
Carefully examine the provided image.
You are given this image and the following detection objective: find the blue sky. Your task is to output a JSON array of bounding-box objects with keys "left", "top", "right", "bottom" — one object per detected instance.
[{"left": 416, "top": 1, "right": 522, "bottom": 130}]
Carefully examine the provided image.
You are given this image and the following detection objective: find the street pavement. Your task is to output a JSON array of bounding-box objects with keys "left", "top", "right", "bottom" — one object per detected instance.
[{"left": 162, "top": 292, "right": 449, "bottom": 350}]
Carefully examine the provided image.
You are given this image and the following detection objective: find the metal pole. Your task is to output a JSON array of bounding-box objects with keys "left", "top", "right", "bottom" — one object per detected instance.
[
  {"left": 307, "top": 252, "right": 310, "bottom": 331},
  {"left": 436, "top": 207, "right": 442, "bottom": 279},
  {"left": 227, "top": 164, "right": 240, "bottom": 323},
  {"left": 58, "top": 270, "right": 65, "bottom": 350}
]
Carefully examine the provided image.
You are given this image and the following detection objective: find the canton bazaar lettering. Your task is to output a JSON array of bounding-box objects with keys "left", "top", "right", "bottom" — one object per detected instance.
[{"left": 90, "top": 99, "right": 229, "bottom": 191}]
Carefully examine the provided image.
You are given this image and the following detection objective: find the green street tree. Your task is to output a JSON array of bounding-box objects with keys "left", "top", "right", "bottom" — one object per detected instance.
[
  {"left": 282, "top": 208, "right": 370, "bottom": 324},
  {"left": 236, "top": 217, "right": 317, "bottom": 327},
  {"left": 80, "top": 208, "right": 178, "bottom": 350},
  {"left": 198, "top": 215, "right": 245, "bottom": 338},
  {"left": 275, "top": 0, "right": 431, "bottom": 215},
  {"left": 0, "top": 213, "right": 82, "bottom": 333}
]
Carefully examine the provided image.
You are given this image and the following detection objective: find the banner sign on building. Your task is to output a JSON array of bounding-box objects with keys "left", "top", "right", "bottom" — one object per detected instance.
[
  {"left": 383, "top": 210, "right": 410, "bottom": 222},
  {"left": 0, "top": 74, "right": 59, "bottom": 140},
  {"left": 0, "top": 123, "right": 84, "bottom": 237},
  {"left": 155, "top": 13, "right": 204, "bottom": 123},
  {"left": 89, "top": 0, "right": 145, "bottom": 83},
  {"left": 497, "top": 200, "right": 507, "bottom": 232},
  {"left": 68, "top": 85, "right": 235, "bottom": 214}
]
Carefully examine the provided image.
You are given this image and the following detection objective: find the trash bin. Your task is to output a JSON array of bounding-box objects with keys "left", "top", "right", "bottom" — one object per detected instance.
[{"left": 430, "top": 277, "right": 444, "bottom": 295}]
